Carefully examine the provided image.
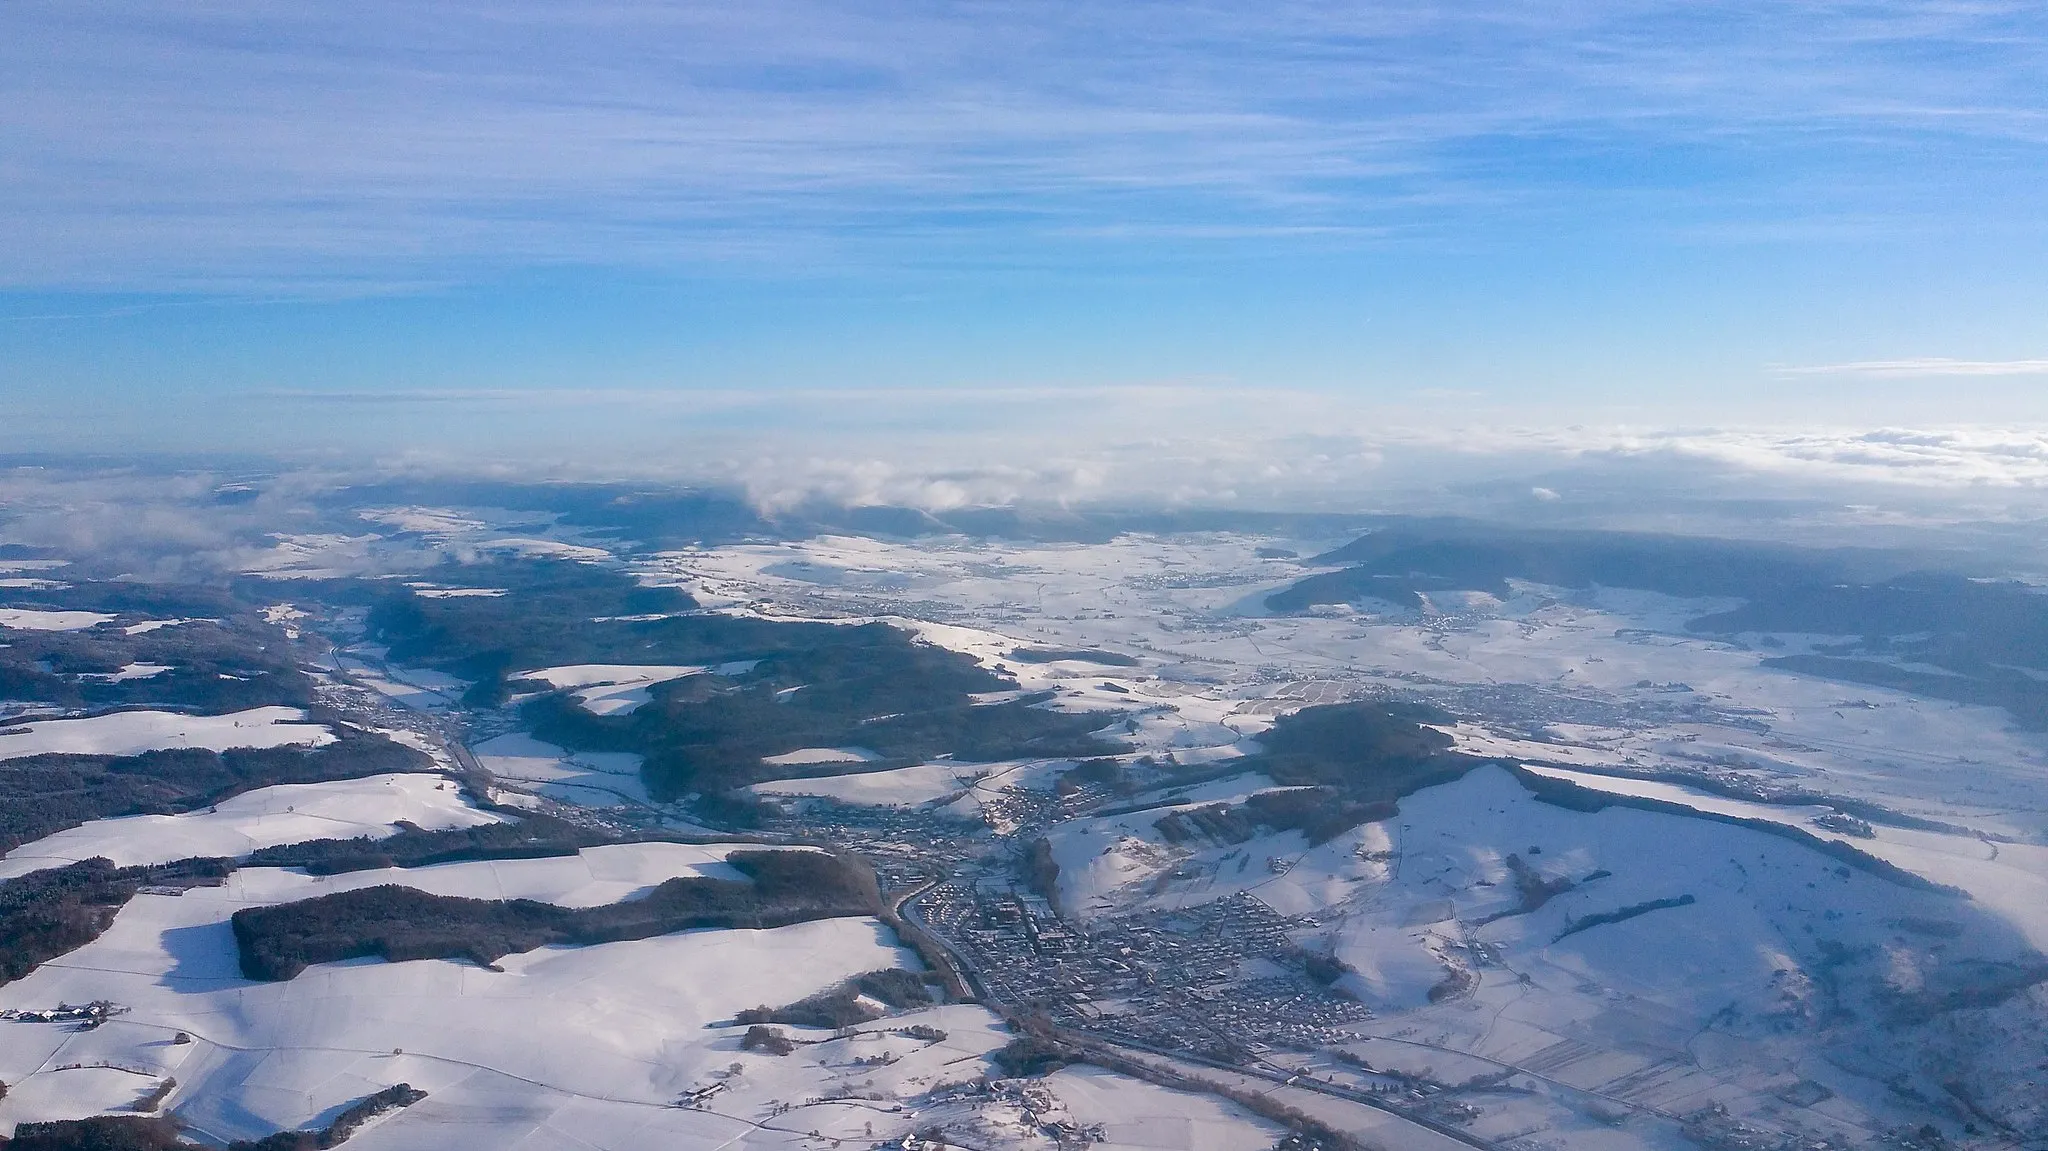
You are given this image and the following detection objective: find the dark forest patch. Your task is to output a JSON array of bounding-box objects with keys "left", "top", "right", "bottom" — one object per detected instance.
[
  {"left": 360, "top": 558, "right": 1126, "bottom": 793},
  {"left": 231, "top": 849, "right": 879, "bottom": 980},
  {"left": 243, "top": 810, "right": 606, "bottom": 874}
]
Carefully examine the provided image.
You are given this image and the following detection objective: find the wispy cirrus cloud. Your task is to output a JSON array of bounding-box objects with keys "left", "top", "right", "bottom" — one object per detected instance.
[
  {"left": 1772, "top": 358, "right": 2048, "bottom": 378},
  {"left": 4, "top": 1, "right": 2045, "bottom": 290}
]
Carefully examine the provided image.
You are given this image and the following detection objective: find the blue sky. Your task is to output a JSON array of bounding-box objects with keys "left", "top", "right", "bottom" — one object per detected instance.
[{"left": 4, "top": 0, "right": 2047, "bottom": 463}]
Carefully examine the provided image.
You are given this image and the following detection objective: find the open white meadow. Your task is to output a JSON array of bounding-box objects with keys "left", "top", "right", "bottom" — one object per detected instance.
[
  {"left": 0, "top": 609, "right": 114, "bottom": 632},
  {"left": 470, "top": 731, "right": 651, "bottom": 806},
  {"left": 517, "top": 663, "right": 718, "bottom": 715},
  {"left": 0, "top": 706, "right": 336, "bottom": 762},
  {"left": 753, "top": 761, "right": 988, "bottom": 807},
  {"left": 0, "top": 773, "right": 503, "bottom": 880},
  {"left": 1040, "top": 1065, "right": 1282, "bottom": 1151},
  {"left": 0, "top": 841, "right": 1037, "bottom": 1149}
]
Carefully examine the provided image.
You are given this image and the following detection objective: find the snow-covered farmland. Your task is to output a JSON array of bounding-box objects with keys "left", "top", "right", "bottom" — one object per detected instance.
[
  {"left": 759, "top": 745, "right": 883, "bottom": 766},
  {"left": 470, "top": 731, "right": 650, "bottom": 806},
  {"left": 1041, "top": 1065, "right": 1282, "bottom": 1151},
  {"left": 0, "top": 843, "right": 1024, "bottom": 1149},
  {"left": 0, "top": 1066, "right": 166, "bottom": 1131},
  {"left": 0, "top": 608, "right": 113, "bottom": 631},
  {"left": 1521, "top": 762, "right": 2048, "bottom": 951},
  {"left": 77, "top": 662, "right": 172, "bottom": 682},
  {"left": 124, "top": 617, "right": 206, "bottom": 635},
  {"left": 0, "top": 706, "right": 336, "bottom": 761},
  {"left": 517, "top": 663, "right": 711, "bottom": 715},
  {"left": 0, "top": 774, "right": 502, "bottom": 880},
  {"left": 753, "top": 761, "right": 986, "bottom": 807}
]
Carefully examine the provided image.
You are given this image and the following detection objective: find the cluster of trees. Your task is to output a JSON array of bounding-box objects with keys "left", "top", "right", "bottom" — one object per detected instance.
[
  {"left": 734, "top": 967, "right": 934, "bottom": 1029},
  {"left": 1470, "top": 853, "right": 1578, "bottom": 927},
  {"left": 244, "top": 810, "right": 606, "bottom": 874},
  {"left": 0, "top": 722, "right": 428, "bottom": 855},
  {"left": 990, "top": 1036, "right": 1069, "bottom": 1078},
  {"left": 740, "top": 1024, "right": 795, "bottom": 1055},
  {"left": 1553, "top": 894, "right": 1696, "bottom": 942},
  {"left": 1248, "top": 702, "right": 1458, "bottom": 795},
  {"left": 0, "top": 1085, "right": 426, "bottom": 1151},
  {"left": 0, "top": 857, "right": 232, "bottom": 987},
  {"left": 1054, "top": 757, "right": 1131, "bottom": 798},
  {"left": 226, "top": 1084, "right": 428, "bottom": 1150},
  {"left": 232, "top": 849, "right": 879, "bottom": 980},
  {"left": 0, "top": 1116, "right": 190, "bottom": 1151},
  {"left": 1006, "top": 647, "right": 1139, "bottom": 667},
  {"left": 1148, "top": 703, "right": 1468, "bottom": 848}
]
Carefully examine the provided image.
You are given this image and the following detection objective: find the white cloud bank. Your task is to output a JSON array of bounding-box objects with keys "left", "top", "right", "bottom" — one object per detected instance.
[{"left": 1774, "top": 358, "right": 2048, "bottom": 378}]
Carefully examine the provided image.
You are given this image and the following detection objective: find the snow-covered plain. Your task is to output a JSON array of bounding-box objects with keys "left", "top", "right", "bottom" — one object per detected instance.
[
  {"left": 0, "top": 774, "right": 503, "bottom": 880},
  {"left": 760, "top": 746, "right": 881, "bottom": 766},
  {"left": 753, "top": 761, "right": 987, "bottom": 806},
  {"left": 518, "top": 663, "right": 708, "bottom": 716},
  {"left": 1040, "top": 1065, "right": 1282, "bottom": 1151},
  {"left": 77, "top": 662, "right": 171, "bottom": 682},
  {"left": 0, "top": 706, "right": 336, "bottom": 761},
  {"left": 0, "top": 842, "right": 1039, "bottom": 1149},
  {"left": 0, "top": 608, "right": 113, "bottom": 631},
  {"left": 643, "top": 530, "right": 2048, "bottom": 1145},
  {"left": 16, "top": 522, "right": 2048, "bottom": 1146},
  {"left": 652, "top": 532, "right": 2048, "bottom": 846},
  {"left": 124, "top": 617, "right": 206, "bottom": 635},
  {"left": 470, "top": 731, "right": 651, "bottom": 806}
]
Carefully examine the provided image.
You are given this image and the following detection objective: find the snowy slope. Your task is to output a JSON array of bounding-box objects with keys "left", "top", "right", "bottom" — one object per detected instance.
[
  {"left": 0, "top": 774, "right": 503, "bottom": 880},
  {"left": 0, "top": 706, "right": 336, "bottom": 762}
]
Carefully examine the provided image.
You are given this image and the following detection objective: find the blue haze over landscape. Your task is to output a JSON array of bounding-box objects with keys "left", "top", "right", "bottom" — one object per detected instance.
[
  {"left": 12, "top": 8, "right": 2048, "bottom": 1151},
  {"left": 3, "top": 0, "right": 2046, "bottom": 495}
]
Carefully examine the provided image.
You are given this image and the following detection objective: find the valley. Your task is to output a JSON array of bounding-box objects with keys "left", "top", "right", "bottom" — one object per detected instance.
[{"left": 3, "top": 499, "right": 2046, "bottom": 1151}]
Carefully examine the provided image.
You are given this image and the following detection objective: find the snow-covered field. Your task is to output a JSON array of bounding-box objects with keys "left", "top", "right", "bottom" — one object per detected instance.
[
  {"left": 0, "top": 608, "right": 114, "bottom": 631},
  {"left": 753, "top": 761, "right": 986, "bottom": 806},
  {"left": 517, "top": 663, "right": 710, "bottom": 715},
  {"left": 641, "top": 530, "right": 2048, "bottom": 1144},
  {"left": 0, "top": 706, "right": 336, "bottom": 761},
  {"left": 471, "top": 731, "right": 651, "bottom": 806},
  {"left": 1521, "top": 762, "right": 2048, "bottom": 951},
  {"left": 77, "top": 662, "right": 172, "bottom": 682},
  {"left": 1039, "top": 1065, "right": 1282, "bottom": 1151},
  {"left": 124, "top": 617, "right": 206, "bottom": 635},
  {"left": 15, "top": 522, "right": 2048, "bottom": 1146},
  {"left": 654, "top": 531, "right": 2048, "bottom": 846},
  {"left": 760, "top": 746, "right": 883, "bottom": 766},
  {"left": 0, "top": 774, "right": 502, "bottom": 880},
  {"left": 0, "top": 840, "right": 1045, "bottom": 1149}
]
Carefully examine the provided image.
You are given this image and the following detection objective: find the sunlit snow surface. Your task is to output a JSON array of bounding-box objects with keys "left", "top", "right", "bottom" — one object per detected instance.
[
  {"left": 0, "top": 774, "right": 505, "bottom": 880},
  {"left": 470, "top": 731, "right": 650, "bottom": 806},
  {"left": 0, "top": 705, "right": 336, "bottom": 761},
  {"left": 642, "top": 530, "right": 2048, "bottom": 1143},
  {"left": 0, "top": 608, "right": 114, "bottom": 631},
  {"left": 0, "top": 834, "right": 1280, "bottom": 1151},
  {"left": 519, "top": 663, "right": 709, "bottom": 715},
  {"left": 652, "top": 532, "right": 2048, "bottom": 837},
  {"left": 13, "top": 527, "right": 2048, "bottom": 1146}
]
